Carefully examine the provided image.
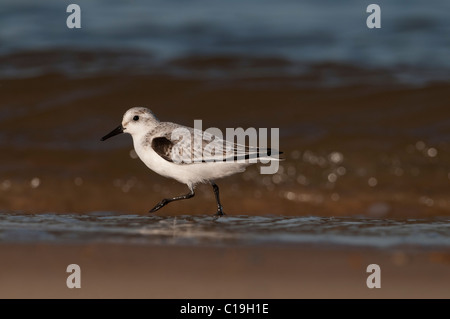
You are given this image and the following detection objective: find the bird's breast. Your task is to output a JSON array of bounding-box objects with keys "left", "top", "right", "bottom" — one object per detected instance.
[{"left": 133, "top": 135, "right": 175, "bottom": 177}]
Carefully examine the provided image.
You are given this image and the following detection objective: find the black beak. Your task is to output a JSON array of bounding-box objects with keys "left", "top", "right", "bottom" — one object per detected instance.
[{"left": 101, "top": 125, "right": 124, "bottom": 141}]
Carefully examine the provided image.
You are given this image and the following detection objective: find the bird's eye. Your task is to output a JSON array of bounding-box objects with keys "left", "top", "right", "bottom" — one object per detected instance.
[{"left": 133, "top": 115, "right": 139, "bottom": 121}]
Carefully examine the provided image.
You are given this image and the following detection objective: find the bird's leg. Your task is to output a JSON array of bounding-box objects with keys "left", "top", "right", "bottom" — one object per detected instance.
[
  {"left": 149, "top": 188, "right": 195, "bottom": 213},
  {"left": 210, "top": 181, "right": 225, "bottom": 216}
]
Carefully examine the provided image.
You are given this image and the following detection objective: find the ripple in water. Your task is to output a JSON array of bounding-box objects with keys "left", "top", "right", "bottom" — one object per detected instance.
[{"left": 0, "top": 213, "right": 449, "bottom": 249}]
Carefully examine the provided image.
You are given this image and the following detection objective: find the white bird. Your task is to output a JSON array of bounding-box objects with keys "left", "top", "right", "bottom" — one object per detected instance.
[{"left": 101, "top": 107, "right": 281, "bottom": 215}]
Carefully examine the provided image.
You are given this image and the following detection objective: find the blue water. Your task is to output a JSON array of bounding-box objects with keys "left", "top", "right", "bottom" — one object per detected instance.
[
  {"left": 1, "top": 0, "right": 449, "bottom": 83},
  {"left": 0, "top": 213, "right": 449, "bottom": 249}
]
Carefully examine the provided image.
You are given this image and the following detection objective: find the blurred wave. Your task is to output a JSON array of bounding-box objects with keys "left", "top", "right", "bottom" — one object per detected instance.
[{"left": 0, "top": 0, "right": 449, "bottom": 84}]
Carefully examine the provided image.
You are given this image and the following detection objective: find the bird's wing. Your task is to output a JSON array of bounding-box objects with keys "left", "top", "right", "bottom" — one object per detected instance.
[
  {"left": 150, "top": 123, "right": 281, "bottom": 164},
  {"left": 200, "top": 129, "right": 283, "bottom": 162},
  {"left": 151, "top": 136, "right": 175, "bottom": 162}
]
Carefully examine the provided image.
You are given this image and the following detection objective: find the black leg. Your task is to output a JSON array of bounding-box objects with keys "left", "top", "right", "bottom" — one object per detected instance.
[
  {"left": 211, "top": 181, "right": 225, "bottom": 216},
  {"left": 149, "top": 188, "right": 195, "bottom": 213}
]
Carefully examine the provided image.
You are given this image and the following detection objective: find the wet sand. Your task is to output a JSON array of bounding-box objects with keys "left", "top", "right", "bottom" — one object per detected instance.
[{"left": 1, "top": 242, "right": 449, "bottom": 299}]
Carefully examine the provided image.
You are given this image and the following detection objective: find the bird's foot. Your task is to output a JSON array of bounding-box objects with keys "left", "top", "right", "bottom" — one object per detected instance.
[
  {"left": 149, "top": 199, "right": 168, "bottom": 213},
  {"left": 215, "top": 205, "right": 225, "bottom": 217}
]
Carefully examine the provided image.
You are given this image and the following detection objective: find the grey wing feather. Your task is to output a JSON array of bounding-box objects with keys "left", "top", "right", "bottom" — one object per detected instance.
[{"left": 150, "top": 123, "right": 281, "bottom": 164}]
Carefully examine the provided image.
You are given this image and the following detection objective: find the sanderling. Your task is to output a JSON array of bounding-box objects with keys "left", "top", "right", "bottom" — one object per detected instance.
[{"left": 101, "top": 107, "right": 281, "bottom": 216}]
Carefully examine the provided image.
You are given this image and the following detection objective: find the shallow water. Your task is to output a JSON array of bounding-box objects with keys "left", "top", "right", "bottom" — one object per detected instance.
[{"left": 1, "top": 212, "right": 449, "bottom": 249}]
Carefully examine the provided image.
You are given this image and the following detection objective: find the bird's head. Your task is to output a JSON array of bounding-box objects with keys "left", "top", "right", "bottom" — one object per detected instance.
[{"left": 101, "top": 107, "right": 159, "bottom": 141}]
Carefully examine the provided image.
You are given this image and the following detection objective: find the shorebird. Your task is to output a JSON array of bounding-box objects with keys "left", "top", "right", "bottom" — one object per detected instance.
[{"left": 101, "top": 107, "right": 281, "bottom": 215}]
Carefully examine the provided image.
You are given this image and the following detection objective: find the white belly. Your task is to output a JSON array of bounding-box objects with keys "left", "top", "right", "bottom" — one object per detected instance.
[{"left": 133, "top": 136, "right": 249, "bottom": 187}]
